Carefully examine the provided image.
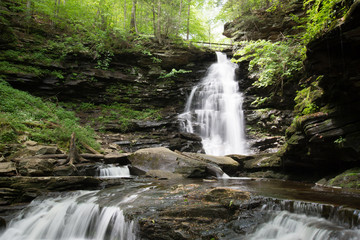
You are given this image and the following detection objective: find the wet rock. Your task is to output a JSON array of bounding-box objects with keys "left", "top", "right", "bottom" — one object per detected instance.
[{"left": 0, "top": 162, "right": 17, "bottom": 176}]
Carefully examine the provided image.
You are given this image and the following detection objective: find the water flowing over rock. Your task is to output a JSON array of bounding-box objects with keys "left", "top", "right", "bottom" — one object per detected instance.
[
  {"left": 0, "top": 191, "right": 137, "bottom": 240},
  {"left": 99, "top": 165, "right": 131, "bottom": 178},
  {"left": 179, "top": 52, "right": 248, "bottom": 156}
]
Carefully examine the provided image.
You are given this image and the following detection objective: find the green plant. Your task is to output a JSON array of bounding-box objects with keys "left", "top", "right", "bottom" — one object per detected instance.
[
  {"left": 251, "top": 97, "right": 269, "bottom": 107},
  {"left": 302, "top": 0, "right": 350, "bottom": 44},
  {"left": 334, "top": 136, "right": 346, "bottom": 147},
  {"left": 294, "top": 81, "right": 323, "bottom": 116},
  {"left": 233, "top": 40, "right": 303, "bottom": 90},
  {"left": 159, "top": 69, "right": 192, "bottom": 79},
  {"left": 151, "top": 57, "right": 162, "bottom": 64},
  {"left": 0, "top": 80, "right": 99, "bottom": 149}
]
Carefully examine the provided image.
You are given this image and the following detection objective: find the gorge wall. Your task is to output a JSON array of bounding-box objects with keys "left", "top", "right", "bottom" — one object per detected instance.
[{"left": 282, "top": 1, "right": 360, "bottom": 173}]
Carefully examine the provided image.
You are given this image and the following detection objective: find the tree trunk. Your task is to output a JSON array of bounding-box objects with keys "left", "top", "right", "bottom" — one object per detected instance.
[
  {"left": 66, "top": 132, "right": 86, "bottom": 167},
  {"left": 186, "top": 0, "right": 191, "bottom": 40},
  {"left": 176, "top": 0, "right": 183, "bottom": 36},
  {"left": 156, "top": 0, "right": 162, "bottom": 43},
  {"left": 130, "top": 0, "right": 138, "bottom": 34},
  {"left": 124, "top": 0, "right": 127, "bottom": 31},
  {"left": 152, "top": 4, "right": 157, "bottom": 37}
]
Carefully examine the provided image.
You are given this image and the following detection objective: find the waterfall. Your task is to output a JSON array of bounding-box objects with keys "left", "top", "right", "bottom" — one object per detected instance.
[
  {"left": 179, "top": 52, "right": 248, "bottom": 156},
  {"left": 248, "top": 211, "right": 360, "bottom": 240},
  {"left": 0, "top": 191, "right": 137, "bottom": 240},
  {"left": 99, "top": 165, "right": 131, "bottom": 178},
  {"left": 248, "top": 200, "right": 360, "bottom": 240}
]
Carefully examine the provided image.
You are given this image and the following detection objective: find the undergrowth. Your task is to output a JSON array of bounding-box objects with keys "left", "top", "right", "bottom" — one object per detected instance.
[{"left": 0, "top": 80, "right": 99, "bottom": 150}]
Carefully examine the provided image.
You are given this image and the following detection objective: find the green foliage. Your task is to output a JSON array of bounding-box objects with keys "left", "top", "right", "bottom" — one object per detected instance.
[
  {"left": 334, "top": 136, "right": 346, "bottom": 147},
  {"left": 217, "top": 0, "right": 281, "bottom": 21},
  {"left": 159, "top": 69, "right": 192, "bottom": 79},
  {"left": 294, "top": 81, "right": 323, "bottom": 116},
  {"left": 302, "top": 0, "right": 350, "bottom": 44},
  {"left": 96, "top": 103, "right": 162, "bottom": 132},
  {"left": 251, "top": 97, "right": 269, "bottom": 107},
  {"left": 233, "top": 40, "right": 303, "bottom": 89},
  {"left": 0, "top": 80, "right": 99, "bottom": 149}
]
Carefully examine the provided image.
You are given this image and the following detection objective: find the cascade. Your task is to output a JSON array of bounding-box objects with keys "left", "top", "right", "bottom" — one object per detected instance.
[
  {"left": 99, "top": 165, "right": 131, "bottom": 178},
  {"left": 0, "top": 191, "right": 137, "bottom": 240},
  {"left": 247, "top": 200, "right": 360, "bottom": 240},
  {"left": 179, "top": 52, "right": 248, "bottom": 156}
]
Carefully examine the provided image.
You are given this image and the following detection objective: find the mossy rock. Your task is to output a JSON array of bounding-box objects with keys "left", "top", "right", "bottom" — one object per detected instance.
[{"left": 323, "top": 168, "right": 360, "bottom": 189}]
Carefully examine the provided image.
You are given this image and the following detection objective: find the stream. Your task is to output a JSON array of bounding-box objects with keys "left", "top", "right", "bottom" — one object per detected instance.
[
  {"left": 1, "top": 52, "right": 359, "bottom": 239},
  {"left": 1, "top": 178, "right": 360, "bottom": 240}
]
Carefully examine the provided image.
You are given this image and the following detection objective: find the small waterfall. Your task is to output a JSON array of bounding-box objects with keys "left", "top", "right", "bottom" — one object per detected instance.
[
  {"left": 248, "top": 199, "right": 360, "bottom": 240},
  {"left": 99, "top": 165, "right": 131, "bottom": 178},
  {"left": 0, "top": 191, "right": 137, "bottom": 240},
  {"left": 179, "top": 52, "right": 248, "bottom": 156}
]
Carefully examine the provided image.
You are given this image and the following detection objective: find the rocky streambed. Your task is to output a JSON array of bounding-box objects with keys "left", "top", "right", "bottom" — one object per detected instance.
[{"left": 1, "top": 142, "right": 360, "bottom": 239}]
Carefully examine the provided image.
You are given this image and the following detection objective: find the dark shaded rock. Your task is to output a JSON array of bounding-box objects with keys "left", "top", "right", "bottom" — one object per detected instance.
[
  {"left": 282, "top": 1, "right": 360, "bottom": 176},
  {"left": 103, "top": 153, "right": 131, "bottom": 164}
]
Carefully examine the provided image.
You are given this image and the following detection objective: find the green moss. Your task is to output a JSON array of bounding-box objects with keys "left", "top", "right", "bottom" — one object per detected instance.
[
  {"left": 0, "top": 80, "right": 99, "bottom": 149},
  {"left": 327, "top": 168, "right": 360, "bottom": 189},
  {"left": 294, "top": 80, "right": 323, "bottom": 116}
]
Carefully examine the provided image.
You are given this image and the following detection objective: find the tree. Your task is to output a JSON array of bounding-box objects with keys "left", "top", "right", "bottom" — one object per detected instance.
[{"left": 130, "top": 0, "right": 138, "bottom": 33}]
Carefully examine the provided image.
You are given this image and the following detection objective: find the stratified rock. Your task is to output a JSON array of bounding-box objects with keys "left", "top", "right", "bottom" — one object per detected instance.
[
  {"left": 104, "top": 152, "right": 131, "bottom": 164},
  {"left": 0, "top": 162, "right": 17, "bottom": 176},
  {"left": 17, "top": 157, "right": 56, "bottom": 176},
  {"left": 282, "top": 1, "right": 360, "bottom": 175}
]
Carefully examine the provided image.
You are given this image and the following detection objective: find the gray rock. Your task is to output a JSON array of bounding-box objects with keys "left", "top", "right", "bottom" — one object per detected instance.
[
  {"left": 17, "top": 157, "right": 56, "bottom": 176},
  {"left": 128, "top": 147, "right": 208, "bottom": 178},
  {"left": 0, "top": 162, "right": 17, "bottom": 176}
]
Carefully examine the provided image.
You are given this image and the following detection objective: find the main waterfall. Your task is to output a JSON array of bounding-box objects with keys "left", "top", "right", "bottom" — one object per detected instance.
[{"left": 179, "top": 52, "right": 248, "bottom": 156}]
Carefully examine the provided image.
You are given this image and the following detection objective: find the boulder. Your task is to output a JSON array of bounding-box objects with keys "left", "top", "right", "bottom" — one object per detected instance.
[
  {"left": 0, "top": 162, "right": 17, "bottom": 176},
  {"left": 128, "top": 147, "right": 208, "bottom": 178},
  {"left": 179, "top": 152, "right": 240, "bottom": 174}
]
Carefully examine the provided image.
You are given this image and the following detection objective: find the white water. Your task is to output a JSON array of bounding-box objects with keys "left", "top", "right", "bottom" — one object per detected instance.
[
  {"left": 179, "top": 52, "right": 248, "bottom": 156},
  {"left": 248, "top": 210, "right": 360, "bottom": 240},
  {"left": 99, "top": 165, "right": 131, "bottom": 178},
  {"left": 0, "top": 191, "right": 137, "bottom": 240}
]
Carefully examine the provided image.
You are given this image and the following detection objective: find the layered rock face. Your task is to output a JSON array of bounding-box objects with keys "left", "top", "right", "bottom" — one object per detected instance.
[{"left": 282, "top": 1, "right": 360, "bottom": 172}]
